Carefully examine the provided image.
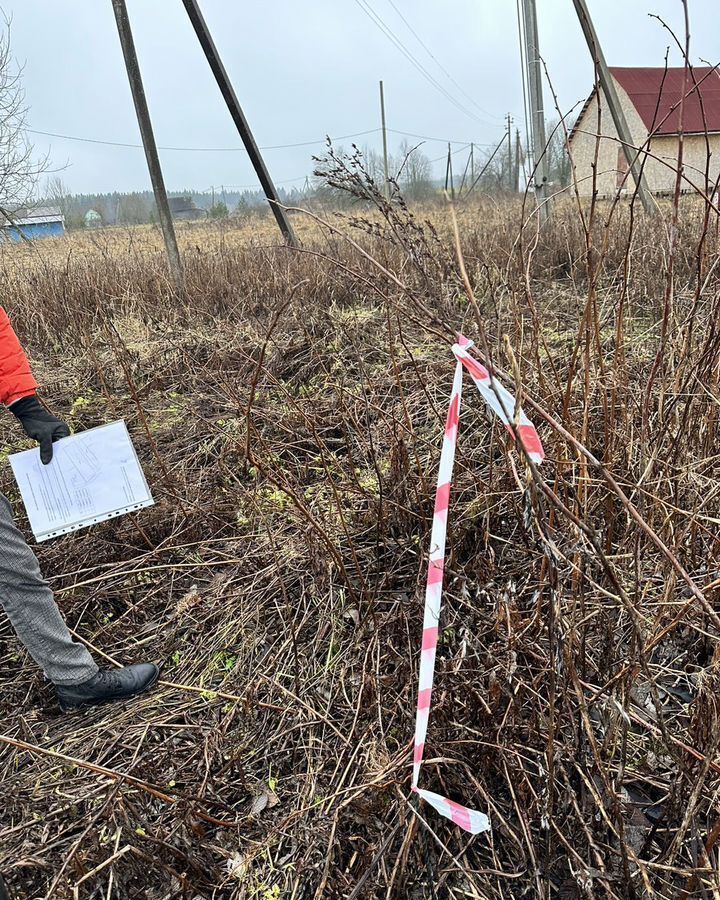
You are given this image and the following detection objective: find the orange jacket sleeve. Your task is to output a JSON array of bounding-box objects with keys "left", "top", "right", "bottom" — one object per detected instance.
[{"left": 0, "top": 307, "right": 38, "bottom": 406}]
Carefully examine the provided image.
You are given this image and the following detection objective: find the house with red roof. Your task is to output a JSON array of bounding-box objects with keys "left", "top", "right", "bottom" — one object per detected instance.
[{"left": 568, "top": 66, "right": 720, "bottom": 197}]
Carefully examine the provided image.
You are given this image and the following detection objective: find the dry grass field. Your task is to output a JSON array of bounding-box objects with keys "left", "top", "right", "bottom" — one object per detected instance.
[{"left": 1, "top": 177, "right": 720, "bottom": 899}]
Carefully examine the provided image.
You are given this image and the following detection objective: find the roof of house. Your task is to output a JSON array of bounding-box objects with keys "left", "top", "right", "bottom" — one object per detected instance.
[
  {"left": 570, "top": 66, "right": 720, "bottom": 144},
  {"left": 0, "top": 205, "right": 64, "bottom": 227},
  {"left": 609, "top": 66, "right": 720, "bottom": 135}
]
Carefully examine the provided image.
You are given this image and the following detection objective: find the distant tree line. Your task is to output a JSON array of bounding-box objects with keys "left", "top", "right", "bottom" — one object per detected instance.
[
  {"left": 42, "top": 178, "right": 309, "bottom": 229},
  {"left": 38, "top": 128, "right": 574, "bottom": 229}
]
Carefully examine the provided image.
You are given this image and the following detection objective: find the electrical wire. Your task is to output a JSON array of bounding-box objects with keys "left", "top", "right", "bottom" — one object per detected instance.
[
  {"left": 26, "top": 127, "right": 383, "bottom": 152},
  {"left": 351, "top": 0, "right": 499, "bottom": 128},
  {"left": 28, "top": 124, "right": 504, "bottom": 154},
  {"left": 428, "top": 142, "right": 470, "bottom": 164},
  {"left": 383, "top": 0, "right": 504, "bottom": 121},
  {"left": 29, "top": 122, "right": 497, "bottom": 192},
  {"left": 388, "top": 127, "right": 497, "bottom": 146}
]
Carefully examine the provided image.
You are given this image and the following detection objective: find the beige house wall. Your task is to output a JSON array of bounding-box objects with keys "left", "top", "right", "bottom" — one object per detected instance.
[{"left": 568, "top": 78, "right": 720, "bottom": 197}]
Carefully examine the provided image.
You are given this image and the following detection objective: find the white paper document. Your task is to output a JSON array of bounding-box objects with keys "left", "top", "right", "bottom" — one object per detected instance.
[{"left": 9, "top": 420, "right": 154, "bottom": 542}]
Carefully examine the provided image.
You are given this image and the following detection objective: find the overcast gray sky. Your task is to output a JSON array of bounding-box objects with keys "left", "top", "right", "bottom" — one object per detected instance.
[{"left": 5, "top": 0, "right": 717, "bottom": 195}]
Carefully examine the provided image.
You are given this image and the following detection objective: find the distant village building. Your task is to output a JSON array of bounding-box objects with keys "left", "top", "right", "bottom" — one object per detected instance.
[
  {"left": 168, "top": 196, "right": 205, "bottom": 221},
  {"left": 0, "top": 206, "right": 65, "bottom": 241},
  {"left": 84, "top": 209, "right": 103, "bottom": 228},
  {"left": 569, "top": 66, "right": 720, "bottom": 197}
]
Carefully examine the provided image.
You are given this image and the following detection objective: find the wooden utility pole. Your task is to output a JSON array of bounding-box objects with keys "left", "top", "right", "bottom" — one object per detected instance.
[
  {"left": 521, "top": 0, "right": 551, "bottom": 222},
  {"left": 515, "top": 128, "right": 522, "bottom": 192},
  {"left": 449, "top": 146, "right": 455, "bottom": 200},
  {"left": 444, "top": 143, "right": 456, "bottom": 200},
  {"left": 111, "top": 0, "right": 183, "bottom": 291},
  {"left": 181, "top": 0, "right": 297, "bottom": 245},
  {"left": 379, "top": 80, "right": 390, "bottom": 201},
  {"left": 570, "top": 0, "right": 656, "bottom": 214},
  {"left": 506, "top": 113, "right": 514, "bottom": 191},
  {"left": 458, "top": 144, "right": 473, "bottom": 197}
]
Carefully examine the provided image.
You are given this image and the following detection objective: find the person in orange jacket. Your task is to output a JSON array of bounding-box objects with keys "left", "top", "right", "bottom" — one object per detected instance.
[{"left": 0, "top": 307, "right": 158, "bottom": 709}]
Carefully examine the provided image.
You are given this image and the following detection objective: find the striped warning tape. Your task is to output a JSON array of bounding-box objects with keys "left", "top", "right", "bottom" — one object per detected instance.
[{"left": 411, "top": 335, "right": 544, "bottom": 834}]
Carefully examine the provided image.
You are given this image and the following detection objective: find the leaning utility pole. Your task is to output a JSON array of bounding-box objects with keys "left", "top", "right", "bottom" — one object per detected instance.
[
  {"left": 379, "top": 80, "right": 390, "bottom": 201},
  {"left": 520, "top": 0, "right": 551, "bottom": 222},
  {"left": 445, "top": 143, "right": 456, "bottom": 200},
  {"left": 111, "top": 0, "right": 183, "bottom": 292},
  {"left": 181, "top": 0, "right": 297, "bottom": 245},
  {"left": 570, "top": 0, "right": 656, "bottom": 215}
]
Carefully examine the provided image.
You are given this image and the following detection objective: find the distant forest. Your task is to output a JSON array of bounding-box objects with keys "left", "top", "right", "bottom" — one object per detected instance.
[{"left": 42, "top": 180, "right": 307, "bottom": 230}]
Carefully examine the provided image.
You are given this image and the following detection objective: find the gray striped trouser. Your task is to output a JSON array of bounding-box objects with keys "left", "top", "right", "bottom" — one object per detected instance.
[{"left": 0, "top": 492, "right": 98, "bottom": 686}]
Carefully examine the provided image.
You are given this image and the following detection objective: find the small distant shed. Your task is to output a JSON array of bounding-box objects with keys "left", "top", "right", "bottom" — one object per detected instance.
[
  {"left": 168, "top": 196, "right": 205, "bottom": 221},
  {"left": 0, "top": 206, "right": 65, "bottom": 241},
  {"left": 85, "top": 209, "right": 103, "bottom": 228}
]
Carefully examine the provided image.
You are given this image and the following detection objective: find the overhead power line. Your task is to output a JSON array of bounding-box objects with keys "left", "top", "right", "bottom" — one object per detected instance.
[
  {"left": 388, "top": 128, "right": 497, "bottom": 146},
  {"left": 27, "top": 126, "right": 382, "bottom": 152},
  {"left": 28, "top": 125, "right": 503, "bottom": 153},
  {"left": 429, "top": 142, "right": 471, "bottom": 164},
  {"left": 351, "top": 0, "right": 498, "bottom": 128},
  {"left": 383, "top": 0, "right": 504, "bottom": 122},
  {"left": 28, "top": 121, "right": 503, "bottom": 192}
]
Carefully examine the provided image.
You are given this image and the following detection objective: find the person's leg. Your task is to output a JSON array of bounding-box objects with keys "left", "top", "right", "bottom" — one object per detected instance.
[{"left": 0, "top": 491, "right": 98, "bottom": 686}]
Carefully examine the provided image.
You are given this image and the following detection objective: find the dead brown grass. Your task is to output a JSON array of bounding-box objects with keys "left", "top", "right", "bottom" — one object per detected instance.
[{"left": 0, "top": 180, "right": 719, "bottom": 899}]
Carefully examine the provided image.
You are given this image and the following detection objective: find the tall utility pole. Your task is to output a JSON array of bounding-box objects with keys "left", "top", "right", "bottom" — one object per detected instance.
[
  {"left": 570, "top": 0, "right": 656, "bottom": 215},
  {"left": 470, "top": 142, "right": 475, "bottom": 182},
  {"left": 111, "top": 0, "right": 183, "bottom": 292},
  {"left": 181, "top": 0, "right": 297, "bottom": 246},
  {"left": 515, "top": 129, "right": 522, "bottom": 192},
  {"left": 521, "top": 0, "right": 551, "bottom": 223},
  {"left": 449, "top": 145, "right": 455, "bottom": 200},
  {"left": 506, "top": 113, "right": 514, "bottom": 191},
  {"left": 379, "top": 80, "right": 390, "bottom": 201}
]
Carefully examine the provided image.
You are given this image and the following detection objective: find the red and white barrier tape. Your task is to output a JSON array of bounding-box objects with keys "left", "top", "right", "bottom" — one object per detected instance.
[{"left": 411, "top": 335, "right": 544, "bottom": 834}]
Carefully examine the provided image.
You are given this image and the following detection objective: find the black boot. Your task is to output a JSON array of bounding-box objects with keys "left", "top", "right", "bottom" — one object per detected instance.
[{"left": 55, "top": 663, "right": 159, "bottom": 711}]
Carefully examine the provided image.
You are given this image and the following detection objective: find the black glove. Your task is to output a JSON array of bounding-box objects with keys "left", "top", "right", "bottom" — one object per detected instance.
[{"left": 10, "top": 395, "right": 70, "bottom": 465}]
